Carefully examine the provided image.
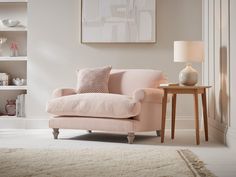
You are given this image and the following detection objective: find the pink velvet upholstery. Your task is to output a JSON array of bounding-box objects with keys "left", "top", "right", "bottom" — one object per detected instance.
[
  {"left": 108, "top": 69, "right": 167, "bottom": 95},
  {"left": 133, "top": 88, "right": 164, "bottom": 103},
  {"left": 52, "top": 88, "right": 76, "bottom": 98},
  {"left": 47, "top": 93, "right": 141, "bottom": 118},
  {"left": 48, "top": 69, "right": 167, "bottom": 142}
]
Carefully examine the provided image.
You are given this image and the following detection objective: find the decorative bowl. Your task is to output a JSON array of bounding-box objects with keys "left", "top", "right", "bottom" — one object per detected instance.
[
  {"left": 12, "top": 78, "right": 25, "bottom": 86},
  {"left": 2, "top": 19, "right": 20, "bottom": 27}
]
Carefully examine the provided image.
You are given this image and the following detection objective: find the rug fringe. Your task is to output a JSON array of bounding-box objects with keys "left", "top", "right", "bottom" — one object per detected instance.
[{"left": 178, "top": 149, "right": 217, "bottom": 177}]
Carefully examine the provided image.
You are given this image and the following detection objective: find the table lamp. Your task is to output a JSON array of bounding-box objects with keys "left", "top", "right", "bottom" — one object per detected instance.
[{"left": 174, "top": 41, "right": 204, "bottom": 86}]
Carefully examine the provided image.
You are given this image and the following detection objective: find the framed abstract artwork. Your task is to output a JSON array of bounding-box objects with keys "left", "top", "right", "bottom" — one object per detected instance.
[{"left": 81, "top": 0, "right": 156, "bottom": 43}]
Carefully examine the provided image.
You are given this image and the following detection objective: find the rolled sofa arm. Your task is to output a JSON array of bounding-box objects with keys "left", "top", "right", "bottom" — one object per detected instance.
[
  {"left": 133, "top": 88, "right": 164, "bottom": 103},
  {"left": 52, "top": 88, "right": 77, "bottom": 98}
]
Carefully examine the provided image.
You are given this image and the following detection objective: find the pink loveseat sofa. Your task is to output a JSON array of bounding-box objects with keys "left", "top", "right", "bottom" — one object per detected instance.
[{"left": 46, "top": 69, "right": 167, "bottom": 144}]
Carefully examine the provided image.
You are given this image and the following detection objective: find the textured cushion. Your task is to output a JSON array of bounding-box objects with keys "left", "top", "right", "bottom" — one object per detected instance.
[
  {"left": 76, "top": 66, "right": 112, "bottom": 93},
  {"left": 46, "top": 93, "right": 141, "bottom": 118}
]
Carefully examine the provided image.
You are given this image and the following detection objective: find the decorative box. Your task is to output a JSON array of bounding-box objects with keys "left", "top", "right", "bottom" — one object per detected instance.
[{"left": 0, "top": 73, "right": 9, "bottom": 86}]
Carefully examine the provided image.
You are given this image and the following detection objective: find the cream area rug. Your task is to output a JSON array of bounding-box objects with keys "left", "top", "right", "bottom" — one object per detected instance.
[{"left": 0, "top": 147, "right": 216, "bottom": 177}]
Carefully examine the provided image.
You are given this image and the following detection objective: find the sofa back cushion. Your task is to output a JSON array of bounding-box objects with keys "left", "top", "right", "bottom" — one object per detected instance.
[{"left": 108, "top": 69, "right": 167, "bottom": 95}]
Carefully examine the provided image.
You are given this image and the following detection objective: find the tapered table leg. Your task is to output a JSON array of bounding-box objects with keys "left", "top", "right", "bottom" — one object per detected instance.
[
  {"left": 202, "top": 89, "right": 209, "bottom": 141},
  {"left": 161, "top": 90, "right": 168, "bottom": 143},
  {"left": 171, "top": 94, "right": 177, "bottom": 139},
  {"left": 194, "top": 91, "right": 200, "bottom": 145}
]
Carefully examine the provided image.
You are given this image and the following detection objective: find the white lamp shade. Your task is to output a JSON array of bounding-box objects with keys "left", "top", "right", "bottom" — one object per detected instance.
[{"left": 174, "top": 41, "right": 204, "bottom": 62}]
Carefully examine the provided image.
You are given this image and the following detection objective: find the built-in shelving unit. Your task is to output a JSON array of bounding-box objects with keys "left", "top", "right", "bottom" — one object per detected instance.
[
  {"left": 0, "top": 0, "right": 27, "bottom": 118},
  {"left": 0, "top": 27, "right": 27, "bottom": 32},
  {"left": 0, "top": 86, "right": 27, "bottom": 90}
]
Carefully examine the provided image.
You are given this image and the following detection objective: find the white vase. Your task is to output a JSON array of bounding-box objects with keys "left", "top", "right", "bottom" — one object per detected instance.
[
  {"left": 0, "top": 38, "right": 7, "bottom": 56},
  {"left": 179, "top": 64, "right": 198, "bottom": 86}
]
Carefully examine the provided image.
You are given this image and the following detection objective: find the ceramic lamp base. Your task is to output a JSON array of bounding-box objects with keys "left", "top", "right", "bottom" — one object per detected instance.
[{"left": 179, "top": 64, "right": 198, "bottom": 86}]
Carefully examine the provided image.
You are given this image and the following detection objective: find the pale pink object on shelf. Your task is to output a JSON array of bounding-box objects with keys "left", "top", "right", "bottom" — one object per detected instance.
[
  {"left": 47, "top": 69, "right": 168, "bottom": 143},
  {"left": 10, "top": 42, "right": 19, "bottom": 57},
  {"left": 5, "top": 100, "right": 16, "bottom": 116}
]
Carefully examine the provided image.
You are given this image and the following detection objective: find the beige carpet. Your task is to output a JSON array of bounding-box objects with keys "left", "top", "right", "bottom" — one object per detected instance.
[{"left": 0, "top": 147, "right": 216, "bottom": 177}]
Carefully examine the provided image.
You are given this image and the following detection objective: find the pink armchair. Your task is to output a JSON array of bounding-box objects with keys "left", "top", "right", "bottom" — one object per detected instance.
[{"left": 46, "top": 69, "right": 167, "bottom": 144}]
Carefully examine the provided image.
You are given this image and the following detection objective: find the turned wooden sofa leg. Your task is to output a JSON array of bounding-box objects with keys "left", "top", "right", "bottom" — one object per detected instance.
[
  {"left": 127, "top": 133, "right": 135, "bottom": 144},
  {"left": 156, "top": 130, "right": 161, "bottom": 137},
  {"left": 87, "top": 130, "right": 92, "bottom": 133},
  {"left": 52, "top": 128, "right": 59, "bottom": 139}
]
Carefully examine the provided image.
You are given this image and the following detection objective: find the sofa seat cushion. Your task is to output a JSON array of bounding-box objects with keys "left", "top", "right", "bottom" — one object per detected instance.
[{"left": 46, "top": 93, "right": 141, "bottom": 118}]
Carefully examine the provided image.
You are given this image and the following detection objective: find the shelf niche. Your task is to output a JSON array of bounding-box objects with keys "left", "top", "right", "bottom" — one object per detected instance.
[{"left": 0, "top": 0, "right": 27, "bottom": 119}]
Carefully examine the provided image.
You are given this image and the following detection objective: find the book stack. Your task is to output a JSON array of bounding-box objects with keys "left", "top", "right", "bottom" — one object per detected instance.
[{"left": 16, "top": 94, "right": 25, "bottom": 117}]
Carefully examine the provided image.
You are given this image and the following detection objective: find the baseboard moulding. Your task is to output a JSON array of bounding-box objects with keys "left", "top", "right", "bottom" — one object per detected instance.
[
  {"left": 0, "top": 117, "right": 49, "bottom": 129},
  {"left": 226, "top": 127, "right": 236, "bottom": 148},
  {"left": 208, "top": 118, "right": 227, "bottom": 144},
  {"left": 0, "top": 116, "right": 197, "bottom": 129}
]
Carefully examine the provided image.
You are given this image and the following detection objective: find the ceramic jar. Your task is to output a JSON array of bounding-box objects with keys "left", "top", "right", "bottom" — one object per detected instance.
[
  {"left": 179, "top": 65, "right": 198, "bottom": 86},
  {"left": 5, "top": 100, "right": 16, "bottom": 116}
]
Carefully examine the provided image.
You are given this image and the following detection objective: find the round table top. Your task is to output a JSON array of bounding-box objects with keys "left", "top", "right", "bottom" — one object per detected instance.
[{"left": 158, "top": 85, "right": 211, "bottom": 89}]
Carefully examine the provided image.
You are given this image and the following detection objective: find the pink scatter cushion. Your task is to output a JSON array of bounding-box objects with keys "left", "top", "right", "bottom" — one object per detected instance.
[{"left": 76, "top": 66, "right": 112, "bottom": 93}]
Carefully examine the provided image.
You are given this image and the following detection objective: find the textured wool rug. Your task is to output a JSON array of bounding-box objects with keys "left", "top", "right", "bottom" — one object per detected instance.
[{"left": 0, "top": 147, "right": 216, "bottom": 177}]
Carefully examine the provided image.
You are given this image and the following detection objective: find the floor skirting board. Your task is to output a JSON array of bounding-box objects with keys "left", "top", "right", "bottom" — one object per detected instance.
[
  {"left": 0, "top": 118, "right": 49, "bottom": 129},
  {"left": 0, "top": 116, "right": 197, "bottom": 129},
  {"left": 226, "top": 127, "right": 236, "bottom": 148},
  {"left": 208, "top": 118, "right": 227, "bottom": 144}
]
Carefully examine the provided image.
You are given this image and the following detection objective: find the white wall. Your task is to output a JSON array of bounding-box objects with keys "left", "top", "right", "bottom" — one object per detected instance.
[
  {"left": 227, "top": 0, "right": 236, "bottom": 147},
  {"left": 229, "top": 0, "right": 236, "bottom": 127},
  {"left": 26, "top": 0, "right": 202, "bottom": 128}
]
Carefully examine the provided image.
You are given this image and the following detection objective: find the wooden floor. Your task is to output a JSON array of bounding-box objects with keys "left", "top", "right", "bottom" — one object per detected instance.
[{"left": 0, "top": 129, "right": 235, "bottom": 177}]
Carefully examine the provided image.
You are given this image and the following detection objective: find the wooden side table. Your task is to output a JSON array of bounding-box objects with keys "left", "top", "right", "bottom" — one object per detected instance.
[{"left": 158, "top": 85, "right": 211, "bottom": 145}]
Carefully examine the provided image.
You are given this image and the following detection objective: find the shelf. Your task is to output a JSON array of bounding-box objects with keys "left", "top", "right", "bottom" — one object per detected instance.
[
  {"left": 0, "top": 27, "right": 27, "bottom": 32},
  {"left": 0, "top": 85, "right": 27, "bottom": 90},
  {"left": 0, "top": 0, "right": 28, "bottom": 126},
  {"left": 0, "top": 0, "right": 27, "bottom": 2},
  {"left": 0, "top": 56, "right": 27, "bottom": 61},
  {"left": 0, "top": 116, "right": 18, "bottom": 119},
  {"left": 0, "top": 116, "right": 25, "bottom": 119}
]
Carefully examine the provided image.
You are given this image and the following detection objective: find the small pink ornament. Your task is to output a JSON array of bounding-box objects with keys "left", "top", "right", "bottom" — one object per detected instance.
[
  {"left": 10, "top": 42, "right": 19, "bottom": 57},
  {"left": 5, "top": 100, "right": 16, "bottom": 116}
]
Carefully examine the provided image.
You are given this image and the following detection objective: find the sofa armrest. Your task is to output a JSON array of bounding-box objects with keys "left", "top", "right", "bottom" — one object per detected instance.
[
  {"left": 52, "top": 88, "right": 76, "bottom": 98},
  {"left": 133, "top": 88, "right": 164, "bottom": 103}
]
